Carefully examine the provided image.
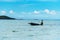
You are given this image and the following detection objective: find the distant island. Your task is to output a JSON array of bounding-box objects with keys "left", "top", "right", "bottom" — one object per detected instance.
[{"left": 0, "top": 15, "right": 15, "bottom": 19}]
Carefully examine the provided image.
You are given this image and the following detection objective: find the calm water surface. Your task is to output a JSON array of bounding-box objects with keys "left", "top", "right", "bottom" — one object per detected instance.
[{"left": 0, "top": 20, "right": 60, "bottom": 40}]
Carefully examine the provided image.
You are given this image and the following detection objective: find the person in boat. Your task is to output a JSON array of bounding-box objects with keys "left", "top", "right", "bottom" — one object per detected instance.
[
  {"left": 40, "top": 20, "right": 43, "bottom": 25},
  {"left": 29, "top": 20, "right": 43, "bottom": 26}
]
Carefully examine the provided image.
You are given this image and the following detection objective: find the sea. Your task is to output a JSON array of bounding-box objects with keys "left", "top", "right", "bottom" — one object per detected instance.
[{"left": 0, "top": 20, "right": 60, "bottom": 40}]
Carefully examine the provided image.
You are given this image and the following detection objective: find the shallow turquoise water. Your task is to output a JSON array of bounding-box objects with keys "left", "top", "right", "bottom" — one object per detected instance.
[{"left": 0, "top": 20, "right": 60, "bottom": 40}]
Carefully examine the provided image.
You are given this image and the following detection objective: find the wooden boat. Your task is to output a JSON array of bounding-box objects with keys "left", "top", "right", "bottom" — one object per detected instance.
[{"left": 29, "top": 20, "right": 43, "bottom": 26}]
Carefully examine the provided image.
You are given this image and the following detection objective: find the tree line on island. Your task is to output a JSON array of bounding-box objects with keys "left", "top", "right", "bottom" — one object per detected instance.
[{"left": 0, "top": 15, "right": 15, "bottom": 19}]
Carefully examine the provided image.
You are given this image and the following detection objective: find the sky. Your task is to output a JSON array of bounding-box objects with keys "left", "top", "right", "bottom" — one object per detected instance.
[{"left": 0, "top": 0, "right": 60, "bottom": 19}]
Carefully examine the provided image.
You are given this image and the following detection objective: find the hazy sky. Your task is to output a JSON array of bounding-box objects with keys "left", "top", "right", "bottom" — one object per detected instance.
[{"left": 0, "top": 0, "right": 60, "bottom": 19}]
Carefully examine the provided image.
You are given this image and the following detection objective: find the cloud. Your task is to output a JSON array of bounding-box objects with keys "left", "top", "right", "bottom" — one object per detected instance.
[
  {"left": 44, "top": 9, "right": 57, "bottom": 15},
  {"left": 33, "top": 10, "right": 40, "bottom": 14},
  {"left": 44, "top": 9, "right": 50, "bottom": 14},
  {"left": 1, "top": 10, "right": 6, "bottom": 15},
  {"left": 50, "top": 10, "right": 56, "bottom": 15},
  {"left": 9, "top": 10, "right": 14, "bottom": 14},
  {"left": 20, "top": 9, "right": 57, "bottom": 15}
]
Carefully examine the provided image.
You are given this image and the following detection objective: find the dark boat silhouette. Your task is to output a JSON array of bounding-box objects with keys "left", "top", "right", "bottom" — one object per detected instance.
[{"left": 29, "top": 20, "right": 43, "bottom": 26}]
